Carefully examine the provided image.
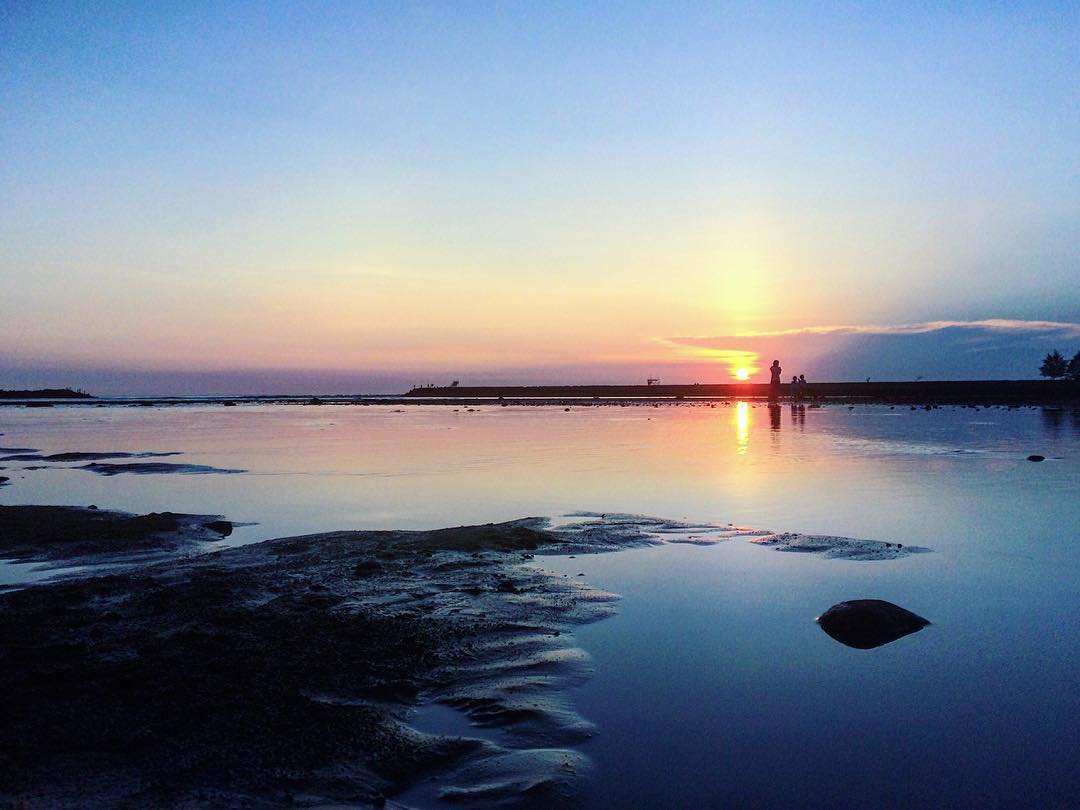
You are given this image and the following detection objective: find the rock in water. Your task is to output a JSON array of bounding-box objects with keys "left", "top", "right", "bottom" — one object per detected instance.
[
  {"left": 817, "top": 599, "right": 930, "bottom": 649},
  {"left": 1027, "top": 455, "right": 1045, "bottom": 462},
  {"left": 203, "top": 520, "right": 233, "bottom": 536}
]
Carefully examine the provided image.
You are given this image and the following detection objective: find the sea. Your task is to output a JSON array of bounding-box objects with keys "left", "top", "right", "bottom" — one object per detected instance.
[{"left": 1, "top": 399, "right": 1077, "bottom": 807}]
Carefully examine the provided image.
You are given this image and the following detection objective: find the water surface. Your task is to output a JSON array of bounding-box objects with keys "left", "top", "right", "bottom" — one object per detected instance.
[{"left": 2, "top": 401, "right": 1077, "bottom": 806}]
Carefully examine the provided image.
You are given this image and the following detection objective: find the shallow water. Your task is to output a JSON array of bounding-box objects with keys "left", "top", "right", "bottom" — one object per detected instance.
[
  {"left": 1, "top": 401, "right": 1078, "bottom": 805},
  {"left": 542, "top": 541, "right": 1077, "bottom": 808},
  {"left": 3, "top": 402, "right": 1075, "bottom": 548}
]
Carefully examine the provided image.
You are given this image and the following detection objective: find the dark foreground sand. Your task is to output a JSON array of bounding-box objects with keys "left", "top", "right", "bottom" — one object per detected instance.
[
  {"left": 0, "top": 510, "right": 622, "bottom": 808},
  {"left": 0, "top": 509, "right": 927, "bottom": 808}
]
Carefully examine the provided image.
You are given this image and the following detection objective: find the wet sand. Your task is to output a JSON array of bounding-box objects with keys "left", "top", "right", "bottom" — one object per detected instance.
[
  {"left": 0, "top": 505, "right": 232, "bottom": 570},
  {"left": 0, "top": 508, "right": 924, "bottom": 808},
  {"left": 1, "top": 509, "right": 616, "bottom": 808}
]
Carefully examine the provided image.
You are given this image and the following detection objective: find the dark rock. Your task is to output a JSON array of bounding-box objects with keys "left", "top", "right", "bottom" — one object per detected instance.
[
  {"left": 817, "top": 599, "right": 929, "bottom": 649},
  {"left": 203, "top": 520, "right": 233, "bottom": 537},
  {"left": 1027, "top": 455, "right": 1045, "bottom": 462}
]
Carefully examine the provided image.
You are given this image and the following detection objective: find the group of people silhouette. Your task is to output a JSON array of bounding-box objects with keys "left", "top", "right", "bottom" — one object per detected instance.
[{"left": 768, "top": 360, "right": 810, "bottom": 401}]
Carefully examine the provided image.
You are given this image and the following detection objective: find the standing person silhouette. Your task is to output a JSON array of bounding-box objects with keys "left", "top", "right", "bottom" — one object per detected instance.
[{"left": 769, "top": 360, "right": 782, "bottom": 401}]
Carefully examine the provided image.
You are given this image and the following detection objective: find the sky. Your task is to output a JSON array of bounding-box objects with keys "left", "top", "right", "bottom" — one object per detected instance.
[{"left": 2, "top": 2, "right": 1078, "bottom": 394}]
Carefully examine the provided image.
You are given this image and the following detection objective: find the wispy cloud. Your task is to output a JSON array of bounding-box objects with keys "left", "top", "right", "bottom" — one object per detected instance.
[
  {"left": 661, "top": 319, "right": 1080, "bottom": 350},
  {"left": 657, "top": 318, "right": 1080, "bottom": 380},
  {"left": 676, "top": 347, "right": 760, "bottom": 369}
]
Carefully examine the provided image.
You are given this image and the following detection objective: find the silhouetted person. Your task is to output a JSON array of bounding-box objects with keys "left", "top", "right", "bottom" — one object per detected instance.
[
  {"left": 769, "top": 360, "right": 782, "bottom": 401},
  {"left": 798, "top": 373, "right": 808, "bottom": 400}
]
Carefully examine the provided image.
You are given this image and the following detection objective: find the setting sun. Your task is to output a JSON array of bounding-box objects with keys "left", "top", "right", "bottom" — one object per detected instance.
[{"left": 735, "top": 368, "right": 750, "bottom": 380}]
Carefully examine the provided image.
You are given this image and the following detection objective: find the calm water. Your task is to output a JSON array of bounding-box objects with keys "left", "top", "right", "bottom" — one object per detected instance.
[{"left": 2, "top": 401, "right": 1078, "bottom": 806}]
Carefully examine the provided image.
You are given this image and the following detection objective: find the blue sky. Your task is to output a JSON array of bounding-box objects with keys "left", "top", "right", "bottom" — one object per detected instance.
[{"left": 2, "top": 2, "right": 1077, "bottom": 393}]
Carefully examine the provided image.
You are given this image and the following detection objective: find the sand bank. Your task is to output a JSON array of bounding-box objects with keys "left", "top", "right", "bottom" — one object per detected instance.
[{"left": 0, "top": 505, "right": 233, "bottom": 572}]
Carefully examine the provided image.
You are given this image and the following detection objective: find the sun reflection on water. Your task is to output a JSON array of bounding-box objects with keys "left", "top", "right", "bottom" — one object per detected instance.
[{"left": 734, "top": 401, "right": 750, "bottom": 454}]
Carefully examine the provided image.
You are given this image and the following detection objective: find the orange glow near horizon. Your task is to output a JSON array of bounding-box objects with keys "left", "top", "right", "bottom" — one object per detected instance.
[{"left": 655, "top": 340, "right": 761, "bottom": 381}]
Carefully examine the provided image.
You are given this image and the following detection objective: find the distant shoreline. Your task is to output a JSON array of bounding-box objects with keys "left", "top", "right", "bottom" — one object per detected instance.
[
  {"left": 1, "top": 380, "right": 1078, "bottom": 407},
  {"left": 406, "top": 379, "right": 1080, "bottom": 403},
  {"left": 0, "top": 388, "right": 93, "bottom": 400}
]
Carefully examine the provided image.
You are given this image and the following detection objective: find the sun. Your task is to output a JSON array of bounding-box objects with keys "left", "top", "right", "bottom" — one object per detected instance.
[{"left": 734, "top": 368, "right": 750, "bottom": 381}]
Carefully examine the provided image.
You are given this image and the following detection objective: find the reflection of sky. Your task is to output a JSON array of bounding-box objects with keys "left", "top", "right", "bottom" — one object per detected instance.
[{"left": 1, "top": 403, "right": 1077, "bottom": 562}]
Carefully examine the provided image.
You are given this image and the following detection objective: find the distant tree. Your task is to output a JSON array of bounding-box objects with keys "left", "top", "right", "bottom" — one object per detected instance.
[
  {"left": 1040, "top": 350, "right": 1069, "bottom": 379},
  {"left": 1069, "top": 351, "right": 1080, "bottom": 381}
]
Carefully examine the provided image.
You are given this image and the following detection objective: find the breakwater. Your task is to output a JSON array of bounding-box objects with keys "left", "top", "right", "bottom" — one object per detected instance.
[{"left": 406, "top": 380, "right": 1080, "bottom": 403}]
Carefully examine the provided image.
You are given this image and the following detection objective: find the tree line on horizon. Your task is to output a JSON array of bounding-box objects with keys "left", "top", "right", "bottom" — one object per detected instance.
[{"left": 1039, "top": 350, "right": 1080, "bottom": 380}]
